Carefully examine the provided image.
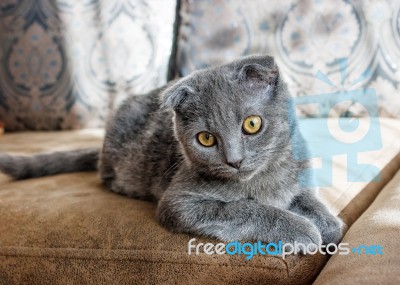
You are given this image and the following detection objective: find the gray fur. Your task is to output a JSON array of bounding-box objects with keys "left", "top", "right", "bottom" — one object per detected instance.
[
  {"left": 0, "top": 148, "right": 98, "bottom": 179},
  {"left": 0, "top": 55, "right": 343, "bottom": 248}
]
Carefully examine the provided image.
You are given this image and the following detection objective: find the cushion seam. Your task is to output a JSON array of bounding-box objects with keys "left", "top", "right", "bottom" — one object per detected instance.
[{"left": 0, "top": 253, "right": 287, "bottom": 271}]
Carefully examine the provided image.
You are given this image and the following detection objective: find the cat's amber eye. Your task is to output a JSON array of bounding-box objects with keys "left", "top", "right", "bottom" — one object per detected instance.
[
  {"left": 197, "top": 132, "right": 216, "bottom": 147},
  {"left": 243, "top": 115, "right": 262, "bottom": 135}
]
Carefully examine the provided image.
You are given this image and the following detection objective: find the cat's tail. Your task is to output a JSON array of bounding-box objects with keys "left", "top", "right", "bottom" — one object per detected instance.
[{"left": 0, "top": 148, "right": 100, "bottom": 180}]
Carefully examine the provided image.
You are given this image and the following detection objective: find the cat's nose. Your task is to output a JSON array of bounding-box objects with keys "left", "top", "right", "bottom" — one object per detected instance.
[{"left": 227, "top": 159, "right": 243, "bottom": 169}]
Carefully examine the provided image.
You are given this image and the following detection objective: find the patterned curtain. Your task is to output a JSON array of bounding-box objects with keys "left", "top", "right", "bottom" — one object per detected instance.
[
  {"left": 0, "top": 0, "right": 177, "bottom": 131},
  {"left": 175, "top": 0, "right": 400, "bottom": 119}
]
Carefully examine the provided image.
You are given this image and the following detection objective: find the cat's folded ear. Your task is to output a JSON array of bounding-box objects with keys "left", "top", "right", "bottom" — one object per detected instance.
[
  {"left": 160, "top": 79, "right": 197, "bottom": 112},
  {"left": 238, "top": 63, "right": 279, "bottom": 89},
  {"left": 235, "top": 55, "right": 279, "bottom": 89}
]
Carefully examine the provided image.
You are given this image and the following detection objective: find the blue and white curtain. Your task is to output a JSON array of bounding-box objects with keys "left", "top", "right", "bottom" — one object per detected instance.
[
  {"left": 176, "top": 0, "right": 400, "bottom": 119},
  {"left": 0, "top": 0, "right": 176, "bottom": 130}
]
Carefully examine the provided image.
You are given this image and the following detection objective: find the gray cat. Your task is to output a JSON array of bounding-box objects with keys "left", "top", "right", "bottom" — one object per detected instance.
[{"left": 0, "top": 55, "right": 343, "bottom": 249}]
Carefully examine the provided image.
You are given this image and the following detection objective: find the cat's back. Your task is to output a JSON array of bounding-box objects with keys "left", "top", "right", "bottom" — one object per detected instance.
[
  {"left": 99, "top": 85, "right": 182, "bottom": 200},
  {"left": 106, "top": 87, "right": 165, "bottom": 144}
]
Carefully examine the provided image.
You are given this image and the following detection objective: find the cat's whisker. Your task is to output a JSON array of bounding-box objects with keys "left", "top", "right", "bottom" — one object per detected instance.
[{"left": 161, "top": 160, "right": 184, "bottom": 182}]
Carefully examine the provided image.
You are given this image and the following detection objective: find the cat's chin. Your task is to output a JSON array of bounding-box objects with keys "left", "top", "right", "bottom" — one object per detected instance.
[
  {"left": 237, "top": 170, "right": 257, "bottom": 182},
  {"left": 219, "top": 169, "right": 257, "bottom": 182},
  {"left": 204, "top": 167, "right": 258, "bottom": 182}
]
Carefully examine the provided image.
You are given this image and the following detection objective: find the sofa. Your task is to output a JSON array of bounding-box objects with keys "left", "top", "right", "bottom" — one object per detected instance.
[
  {"left": 1, "top": 0, "right": 400, "bottom": 284},
  {"left": 1, "top": 118, "right": 399, "bottom": 284}
]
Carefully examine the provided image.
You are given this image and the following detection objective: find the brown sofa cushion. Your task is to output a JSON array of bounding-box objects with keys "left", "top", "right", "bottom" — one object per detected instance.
[
  {"left": 0, "top": 118, "right": 399, "bottom": 284},
  {"left": 314, "top": 168, "right": 400, "bottom": 285},
  {"left": 0, "top": 173, "right": 328, "bottom": 285}
]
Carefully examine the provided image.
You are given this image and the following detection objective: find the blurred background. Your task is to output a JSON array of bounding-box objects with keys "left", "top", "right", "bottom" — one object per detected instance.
[{"left": 0, "top": 0, "right": 399, "bottom": 131}]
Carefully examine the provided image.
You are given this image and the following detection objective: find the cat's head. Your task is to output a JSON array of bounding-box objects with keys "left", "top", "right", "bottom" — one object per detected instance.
[{"left": 162, "top": 55, "right": 292, "bottom": 181}]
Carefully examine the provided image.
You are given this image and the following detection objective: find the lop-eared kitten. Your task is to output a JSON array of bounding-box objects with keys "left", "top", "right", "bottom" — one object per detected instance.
[{"left": 0, "top": 55, "right": 343, "bottom": 248}]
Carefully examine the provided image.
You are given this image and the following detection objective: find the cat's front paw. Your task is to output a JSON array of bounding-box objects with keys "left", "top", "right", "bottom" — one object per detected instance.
[
  {"left": 319, "top": 215, "right": 344, "bottom": 245},
  {"left": 280, "top": 217, "right": 322, "bottom": 254}
]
